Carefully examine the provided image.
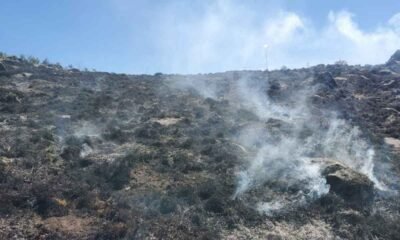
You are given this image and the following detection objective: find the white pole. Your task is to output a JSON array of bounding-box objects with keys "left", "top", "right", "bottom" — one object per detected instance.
[{"left": 263, "top": 44, "right": 269, "bottom": 71}]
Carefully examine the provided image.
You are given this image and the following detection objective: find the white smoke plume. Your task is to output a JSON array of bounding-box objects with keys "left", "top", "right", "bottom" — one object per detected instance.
[
  {"left": 169, "top": 72, "right": 387, "bottom": 215},
  {"left": 232, "top": 75, "right": 388, "bottom": 214},
  {"left": 111, "top": 0, "right": 400, "bottom": 73}
]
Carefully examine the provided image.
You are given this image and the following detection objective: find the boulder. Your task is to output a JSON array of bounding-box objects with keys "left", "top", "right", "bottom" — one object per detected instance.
[
  {"left": 321, "top": 161, "right": 374, "bottom": 207},
  {"left": 313, "top": 72, "right": 337, "bottom": 89}
]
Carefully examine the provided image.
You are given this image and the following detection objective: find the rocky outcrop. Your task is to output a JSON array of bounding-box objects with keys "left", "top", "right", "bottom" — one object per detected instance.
[
  {"left": 321, "top": 161, "right": 374, "bottom": 207},
  {"left": 387, "top": 50, "right": 400, "bottom": 65},
  {"left": 313, "top": 72, "right": 337, "bottom": 90},
  {"left": 386, "top": 50, "right": 400, "bottom": 72}
]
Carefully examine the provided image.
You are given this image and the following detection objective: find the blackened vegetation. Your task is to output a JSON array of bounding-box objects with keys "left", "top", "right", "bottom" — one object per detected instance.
[{"left": 0, "top": 52, "right": 399, "bottom": 239}]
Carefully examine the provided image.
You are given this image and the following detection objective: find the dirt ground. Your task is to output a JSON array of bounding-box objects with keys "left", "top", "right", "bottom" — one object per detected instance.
[{"left": 1, "top": 52, "right": 400, "bottom": 239}]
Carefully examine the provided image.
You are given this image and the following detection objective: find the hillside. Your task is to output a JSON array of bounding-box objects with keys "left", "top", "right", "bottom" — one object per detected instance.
[{"left": 1, "top": 52, "right": 400, "bottom": 239}]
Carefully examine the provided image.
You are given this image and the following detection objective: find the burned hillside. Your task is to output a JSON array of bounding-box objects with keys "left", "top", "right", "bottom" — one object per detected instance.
[{"left": 1, "top": 51, "right": 400, "bottom": 239}]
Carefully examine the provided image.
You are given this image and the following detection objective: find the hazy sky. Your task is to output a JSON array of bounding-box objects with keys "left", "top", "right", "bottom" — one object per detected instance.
[{"left": 1, "top": 0, "right": 399, "bottom": 74}]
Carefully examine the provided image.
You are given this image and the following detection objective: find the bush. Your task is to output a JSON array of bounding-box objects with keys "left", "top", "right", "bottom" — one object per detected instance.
[
  {"left": 0, "top": 162, "right": 7, "bottom": 183},
  {"left": 96, "top": 223, "right": 128, "bottom": 239},
  {"left": 28, "top": 56, "right": 40, "bottom": 64},
  {"left": 31, "top": 184, "right": 68, "bottom": 217},
  {"left": 93, "top": 152, "right": 141, "bottom": 190},
  {"left": 177, "top": 186, "right": 197, "bottom": 205},
  {"left": 54, "top": 62, "right": 63, "bottom": 69},
  {"left": 159, "top": 197, "right": 177, "bottom": 214},
  {"left": 103, "top": 123, "right": 130, "bottom": 143},
  {"left": 197, "top": 182, "right": 216, "bottom": 200},
  {"left": 42, "top": 58, "right": 50, "bottom": 65},
  {"left": 335, "top": 60, "right": 348, "bottom": 66},
  {"left": 204, "top": 196, "right": 225, "bottom": 213},
  {"left": 19, "top": 54, "right": 27, "bottom": 61},
  {"left": 60, "top": 136, "right": 83, "bottom": 161},
  {"left": 108, "top": 163, "right": 131, "bottom": 190}
]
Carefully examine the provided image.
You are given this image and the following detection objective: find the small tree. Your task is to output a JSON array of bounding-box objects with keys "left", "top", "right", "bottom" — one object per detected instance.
[
  {"left": 42, "top": 58, "right": 50, "bottom": 65},
  {"left": 54, "top": 62, "right": 63, "bottom": 69},
  {"left": 19, "top": 54, "right": 27, "bottom": 61},
  {"left": 335, "top": 60, "right": 348, "bottom": 66},
  {"left": 28, "top": 56, "right": 40, "bottom": 64}
]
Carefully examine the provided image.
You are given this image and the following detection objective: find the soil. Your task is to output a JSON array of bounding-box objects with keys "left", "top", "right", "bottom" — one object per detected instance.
[{"left": 0, "top": 52, "right": 400, "bottom": 239}]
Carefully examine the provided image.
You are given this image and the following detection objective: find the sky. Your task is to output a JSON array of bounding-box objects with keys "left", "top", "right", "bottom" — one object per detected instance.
[{"left": 0, "top": 0, "right": 399, "bottom": 74}]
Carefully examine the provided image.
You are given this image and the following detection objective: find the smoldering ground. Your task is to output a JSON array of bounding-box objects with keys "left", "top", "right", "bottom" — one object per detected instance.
[
  {"left": 167, "top": 69, "right": 394, "bottom": 216},
  {"left": 2, "top": 52, "right": 400, "bottom": 238}
]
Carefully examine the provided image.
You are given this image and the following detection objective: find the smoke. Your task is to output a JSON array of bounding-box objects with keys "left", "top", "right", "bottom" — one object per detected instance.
[
  {"left": 80, "top": 143, "right": 93, "bottom": 158},
  {"left": 230, "top": 77, "right": 328, "bottom": 211},
  {"left": 169, "top": 75, "right": 220, "bottom": 99},
  {"left": 73, "top": 121, "right": 102, "bottom": 138},
  {"left": 232, "top": 115, "right": 384, "bottom": 214},
  {"left": 168, "top": 71, "right": 388, "bottom": 215},
  {"left": 154, "top": 1, "right": 397, "bottom": 210},
  {"left": 231, "top": 74, "right": 389, "bottom": 214},
  {"left": 257, "top": 201, "right": 284, "bottom": 216},
  {"left": 111, "top": 0, "right": 400, "bottom": 73}
]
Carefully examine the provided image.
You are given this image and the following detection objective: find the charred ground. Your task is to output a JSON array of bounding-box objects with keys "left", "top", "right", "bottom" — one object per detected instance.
[{"left": 1, "top": 52, "right": 400, "bottom": 239}]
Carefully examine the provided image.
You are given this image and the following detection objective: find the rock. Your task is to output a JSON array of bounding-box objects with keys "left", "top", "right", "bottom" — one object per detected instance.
[
  {"left": 384, "top": 137, "right": 400, "bottom": 152},
  {"left": 267, "top": 82, "right": 282, "bottom": 99},
  {"left": 386, "top": 50, "right": 400, "bottom": 65},
  {"left": 313, "top": 72, "right": 337, "bottom": 89},
  {"left": 378, "top": 68, "right": 394, "bottom": 75},
  {"left": 321, "top": 161, "right": 374, "bottom": 207},
  {"left": 386, "top": 50, "right": 400, "bottom": 72}
]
